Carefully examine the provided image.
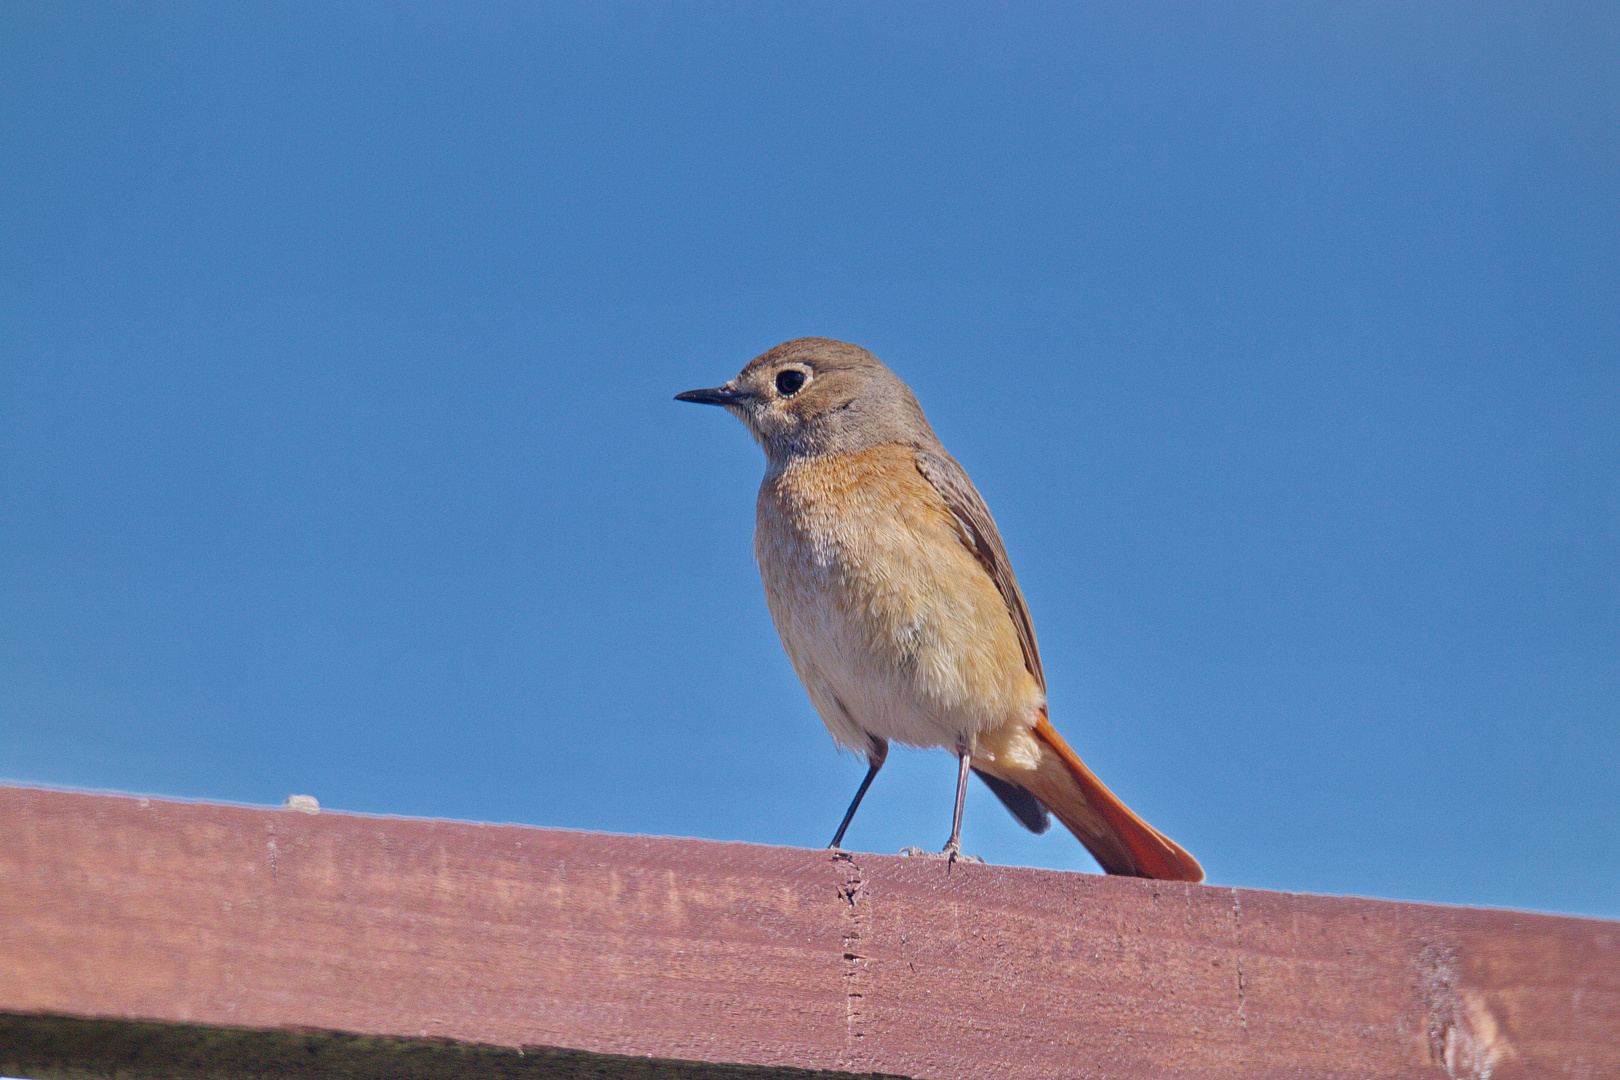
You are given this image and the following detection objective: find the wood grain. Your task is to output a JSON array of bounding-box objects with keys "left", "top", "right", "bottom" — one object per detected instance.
[{"left": 1, "top": 785, "right": 1614, "bottom": 1079}]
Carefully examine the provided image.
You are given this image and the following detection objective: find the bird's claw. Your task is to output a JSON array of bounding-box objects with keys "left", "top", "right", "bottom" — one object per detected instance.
[{"left": 899, "top": 845, "right": 983, "bottom": 864}]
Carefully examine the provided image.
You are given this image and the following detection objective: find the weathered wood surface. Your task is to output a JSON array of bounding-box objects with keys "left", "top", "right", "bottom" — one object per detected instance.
[{"left": 1, "top": 785, "right": 1615, "bottom": 1080}]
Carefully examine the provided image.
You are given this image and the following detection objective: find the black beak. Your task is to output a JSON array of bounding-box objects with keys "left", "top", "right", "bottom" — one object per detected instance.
[{"left": 675, "top": 385, "right": 746, "bottom": 407}]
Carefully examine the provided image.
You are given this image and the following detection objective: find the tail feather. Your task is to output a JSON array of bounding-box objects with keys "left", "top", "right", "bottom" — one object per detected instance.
[
  {"left": 973, "top": 767, "right": 1051, "bottom": 834},
  {"left": 1009, "top": 713, "right": 1204, "bottom": 882}
]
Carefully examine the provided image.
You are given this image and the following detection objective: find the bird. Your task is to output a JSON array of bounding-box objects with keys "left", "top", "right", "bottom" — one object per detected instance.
[{"left": 676, "top": 337, "right": 1203, "bottom": 882}]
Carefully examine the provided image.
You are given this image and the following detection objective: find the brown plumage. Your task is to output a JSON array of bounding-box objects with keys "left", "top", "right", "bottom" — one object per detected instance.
[{"left": 677, "top": 337, "right": 1202, "bottom": 882}]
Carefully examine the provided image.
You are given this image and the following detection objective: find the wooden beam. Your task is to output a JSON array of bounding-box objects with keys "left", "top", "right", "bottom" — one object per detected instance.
[{"left": 1, "top": 785, "right": 1614, "bottom": 1079}]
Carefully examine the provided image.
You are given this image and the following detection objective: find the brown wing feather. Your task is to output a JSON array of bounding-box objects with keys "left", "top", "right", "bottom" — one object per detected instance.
[
  {"left": 914, "top": 449, "right": 1051, "bottom": 834},
  {"left": 914, "top": 448, "right": 1204, "bottom": 882},
  {"left": 913, "top": 450, "right": 1045, "bottom": 691}
]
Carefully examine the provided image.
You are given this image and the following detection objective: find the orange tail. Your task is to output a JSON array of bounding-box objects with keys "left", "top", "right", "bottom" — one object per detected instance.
[{"left": 1021, "top": 713, "right": 1204, "bottom": 882}]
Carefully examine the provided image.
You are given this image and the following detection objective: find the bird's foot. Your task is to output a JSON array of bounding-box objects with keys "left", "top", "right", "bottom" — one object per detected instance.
[{"left": 899, "top": 845, "right": 983, "bottom": 864}]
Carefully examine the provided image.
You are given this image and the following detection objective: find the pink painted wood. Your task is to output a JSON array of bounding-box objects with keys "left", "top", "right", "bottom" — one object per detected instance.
[{"left": 2, "top": 785, "right": 1614, "bottom": 1079}]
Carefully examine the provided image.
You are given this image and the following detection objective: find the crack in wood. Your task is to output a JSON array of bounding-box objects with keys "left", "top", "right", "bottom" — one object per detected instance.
[
  {"left": 1231, "top": 888, "right": 1248, "bottom": 1034},
  {"left": 832, "top": 852, "right": 872, "bottom": 1065}
]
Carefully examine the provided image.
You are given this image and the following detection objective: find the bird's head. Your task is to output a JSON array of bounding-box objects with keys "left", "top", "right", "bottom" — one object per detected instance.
[{"left": 676, "top": 337, "right": 939, "bottom": 466}]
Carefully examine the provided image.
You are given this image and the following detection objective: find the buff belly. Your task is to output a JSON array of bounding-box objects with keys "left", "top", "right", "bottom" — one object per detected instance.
[{"left": 754, "top": 446, "right": 1045, "bottom": 754}]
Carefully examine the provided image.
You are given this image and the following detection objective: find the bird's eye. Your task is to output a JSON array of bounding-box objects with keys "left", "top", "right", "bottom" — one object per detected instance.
[{"left": 775, "top": 369, "right": 807, "bottom": 396}]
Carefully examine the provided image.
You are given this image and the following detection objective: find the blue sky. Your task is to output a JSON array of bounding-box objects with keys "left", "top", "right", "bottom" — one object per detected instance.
[{"left": 2, "top": 3, "right": 1615, "bottom": 918}]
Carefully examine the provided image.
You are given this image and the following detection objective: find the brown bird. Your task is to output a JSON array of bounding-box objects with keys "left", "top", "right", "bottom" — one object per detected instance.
[{"left": 677, "top": 337, "right": 1203, "bottom": 881}]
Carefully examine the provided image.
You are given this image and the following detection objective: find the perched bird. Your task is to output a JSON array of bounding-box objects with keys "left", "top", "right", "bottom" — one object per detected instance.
[{"left": 677, "top": 337, "right": 1203, "bottom": 881}]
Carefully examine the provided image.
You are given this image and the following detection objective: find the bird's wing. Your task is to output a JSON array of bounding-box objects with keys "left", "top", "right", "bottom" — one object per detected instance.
[
  {"left": 914, "top": 449, "right": 1045, "bottom": 692},
  {"left": 917, "top": 449, "right": 1202, "bottom": 881}
]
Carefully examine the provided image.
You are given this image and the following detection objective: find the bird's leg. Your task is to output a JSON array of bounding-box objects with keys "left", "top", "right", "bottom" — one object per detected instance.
[
  {"left": 828, "top": 738, "right": 888, "bottom": 850},
  {"left": 941, "top": 734, "right": 975, "bottom": 863}
]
